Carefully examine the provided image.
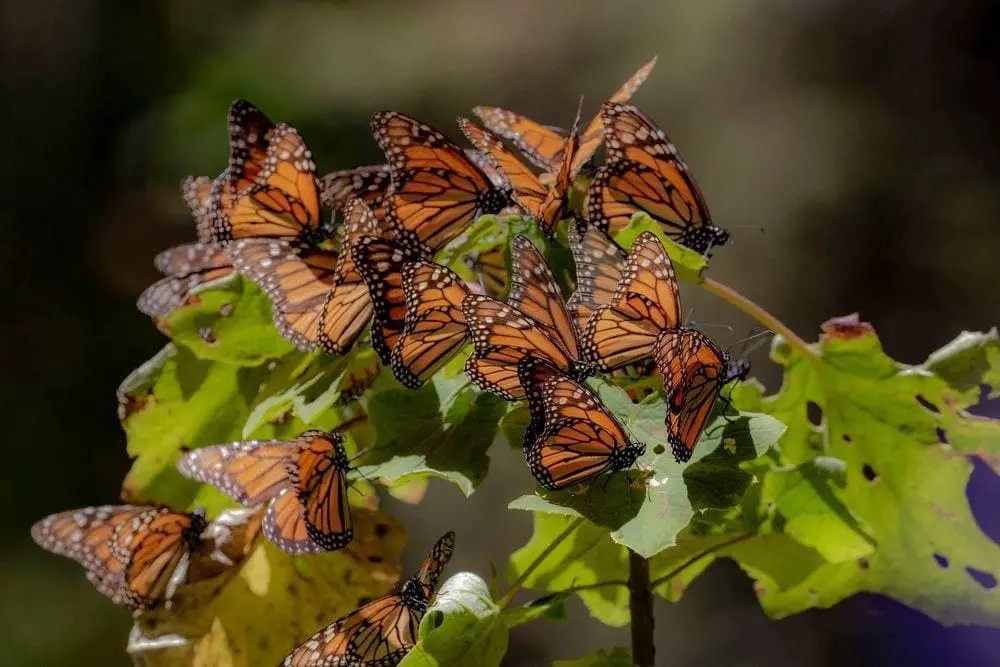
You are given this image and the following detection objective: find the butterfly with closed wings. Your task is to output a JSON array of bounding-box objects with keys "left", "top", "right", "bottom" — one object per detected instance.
[
  {"left": 176, "top": 430, "right": 353, "bottom": 554},
  {"left": 282, "top": 531, "right": 455, "bottom": 667}
]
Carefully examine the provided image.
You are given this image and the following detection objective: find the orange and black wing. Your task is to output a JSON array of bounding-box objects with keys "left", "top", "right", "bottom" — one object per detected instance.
[
  {"left": 519, "top": 357, "right": 644, "bottom": 490},
  {"left": 114, "top": 508, "right": 206, "bottom": 610},
  {"left": 318, "top": 164, "right": 392, "bottom": 214},
  {"left": 318, "top": 199, "right": 383, "bottom": 354},
  {"left": 572, "top": 57, "right": 657, "bottom": 173},
  {"left": 293, "top": 431, "right": 353, "bottom": 551},
  {"left": 177, "top": 439, "right": 298, "bottom": 506},
  {"left": 220, "top": 121, "right": 323, "bottom": 244},
  {"left": 654, "top": 329, "right": 740, "bottom": 462},
  {"left": 587, "top": 102, "right": 728, "bottom": 253},
  {"left": 472, "top": 105, "right": 567, "bottom": 173},
  {"left": 391, "top": 260, "right": 470, "bottom": 388},
  {"left": 181, "top": 175, "right": 214, "bottom": 243},
  {"left": 372, "top": 111, "right": 511, "bottom": 255},
  {"left": 227, "top": 239, "right": 340, "bottom": 351},
  {"left": 354, "top": 236, "right": 422, "bottom": 364},
  {"left": 566, "top": 221, "right": 627, "bottom": 331},
  {"left": 458, "top": 118, "right": 547, "bottom": 218},
  {"left": 416, "top": 531, "right": 456, "bottom": 590},
  {"left": 464, "top": 353, "right": 524, "bottom": 401},
  {"left": 137, "top": 242, "right": 233, "bottom": 321},
  {"left": 208, "top": 100, "right": 275, "bottom": 236},
  {"left": 466, "top": 245, "right": 507, "bottom": 298},
  {"left": 582, "top": 232, "right": 681, "bottom": 371}
]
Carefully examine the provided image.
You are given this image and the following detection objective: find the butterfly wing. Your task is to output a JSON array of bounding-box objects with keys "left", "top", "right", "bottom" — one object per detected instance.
[
  {"left": 572, "top": 57, "right": 658, "bottom": 174},
  {"left": 566, "top": 221, "right": 627, "bottom": 330},
  {"left": 319, "top": 164, "right": 392, "bottom": 214},
  {"left": 263, "top": 488, "right": 325, "bottom": 555},
  {"left": 391, "top": 260, "right": 470, "bottom": 388},
  {"left": 587, "top": 102, "right": 729, "bottom": 253},
  {"left": 519, "top": 357, "right": 641, "bottom": 490},
  {"left": 221, "top": 122, "right": 322, "bottom": 243},
  {"left": 177, "top": 439, "right": 297, "bottom": 506},
  {"left": 354, "top": 236, "right": 422, "bottom": 364},
  {"left": 530, "top": 102, "right": 583, "bottom": 234},
  {"left": 654, "top": 329, "right": 729, "bottom": 462},
  {"left": 137, "top": 243, "right": 233, "bottom": 321},
  {"left": 583, "top": 232, "right": 680, "bottom": 370},
  {"left": 181, "top": 175, "right": 214, "bottom": 243},
  {"left": 227, "top": 239, "right": 339, "bottom": 351},
  {"left": 417, "top": 531, "right": 456, "bottom": 590},
  {"left": 458, "top": 118, "right": 548, "bottom": 218},
  {"left": 319, "top": 199, "right": 383, "bottom": 354},
  {"left": 31, "top": 506, "right": 147, "bottom": 603},
  {"left": 281, "top": 593, "right": 420, "bottom": 667},
  {"left": 293, "top": 431, "right": 352, "bottom": 551},
  {"left": 464, "top": 353, "right": 524, "bottom": 401},
  {"left": 116, "top": 508, "right": 204, "bottom": 610},
  {"left": 467, "top": 246, "right": 507, "bottom": 298},
  {"left": 372, "top": 111, "right": 510, "bottom": 255},
  {"left": 471, "top": 106, "right": 568, "bottom": 173}
]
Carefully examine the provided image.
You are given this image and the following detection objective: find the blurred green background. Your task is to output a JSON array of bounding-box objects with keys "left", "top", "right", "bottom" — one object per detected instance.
[{"left": 3, "top": 1, "right": 999, "bottom": 665}]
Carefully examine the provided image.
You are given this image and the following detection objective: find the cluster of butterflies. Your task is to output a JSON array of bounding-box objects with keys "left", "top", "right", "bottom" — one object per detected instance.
[{"left": 34, "top": 57, "right": 752, "bottom": 666}]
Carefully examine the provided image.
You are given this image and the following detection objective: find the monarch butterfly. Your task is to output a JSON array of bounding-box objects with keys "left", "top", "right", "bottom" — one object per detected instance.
[
  {"left": 181, "top": 174, "right": 215, "bottom": 243},
  {"left": 464, "top": 245, "right": 507, "bottom": 298},
  {"left": 582, "top": 232, "right": 681, "bottom": 372},
  {"left": 519, "top": 357, "right": 645, "bottom": 490},
  {"left": 586, "top": 103, "right": 729, "bottom": 254},
  {"left": 458, "top": 102, "right": 581, "bottom": 236},
  {"left": 354, "top": 236, "right": 423, "bottom": 365},
  {"left": 655, "top": 329, "right": 749, "bottom": 462},
  {"left": 30, "top": 505, "right": 207, "bottom": 611},
  {"left": 390, "top": 260, "right": 471, "bottom": 388},
  {"left": 282, "top": 531, "right": 455, "bottom": 667},
  {"left": 371, "top": 111, "right": 512, "bottom": 256},
  {"left": 215, "top": 118, "right": 323, "bottom": 246},
  {"left": 336, "top": 358, "right": 381, "bottom": 405},
  {"left": 566, "top": 220, "right": 627, "bottom": 331},
  {"left": 177, "top": 430, "right": 353, "bottom": 554},
  {"left": 473, "top": 57, "right": 657, "bottom": 174},
  {"left": 463, "top": 236, "right": 593, "bottom": 400}
]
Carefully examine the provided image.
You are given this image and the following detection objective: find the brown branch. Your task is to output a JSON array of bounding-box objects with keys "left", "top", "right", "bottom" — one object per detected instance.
[{"left": 628, "top": 549, "right": 655, "bottom": 667}]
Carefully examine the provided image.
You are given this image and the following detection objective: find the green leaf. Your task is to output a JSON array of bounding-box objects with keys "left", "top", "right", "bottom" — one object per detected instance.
[
  {"left": 359, "top": 373, "right": 507, "bottom": 496},
  {"left": 553, "top": 647, "right": 635, "bottom": 667},
  {"left": 128, "top": 507, "right": 406, "bottom": 667},
  {"left": 730, "top": 323, "right": 1000, "bottom": 625},
  {"left": 611, "top": 212, "right": 707, "bottom": 283},
  {"left": 510, "top": 382, "right": 785, "bottom": 558},
  {"left": 499, "top": 405, "right": 530, "bottom": 449},
  {"left": 119, "top": 344, "right": 270, "bottom": 508},
  {"left": 162, "top": 273, "right": 295, "bottom": 365},
  {"left": 399, "top": 573, "right": 507, "bottom": 667},
  {"left": 499, "top": 592, "right": 569, "bottom": 629},
  {"left": 924, "top": 327, "right": 999, "bottom": 401}
]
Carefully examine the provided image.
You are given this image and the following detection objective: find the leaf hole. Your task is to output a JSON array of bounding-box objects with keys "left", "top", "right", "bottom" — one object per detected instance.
[
  {"left": 427, "top": 610, "right": 445, "bottom": 629},
  {"left": 653, "top": 444, "right": 665, "bottom": 455},
  {"left": 933, "top": 553, "right": 949, "bottom": 568},
  {"left": 858, "top": 557, "right": 869, "bottom": 570},
  {"left": 935, "top": 427, "right": 948, "bottom": 444},
  {"left": 842, "top": 434, "right": 852, "bottom": 443},
  {"left": 374, "top": 523, "right": 390, "bottom": 538},
  {"left": 965, "top": 567, "right": 997, "bottom": 589},
  {"left": 806, "top": 401, "right": 823, "bottom": 426},
  {"left": 198, "top": 327, "right": 217, "bottom": 344},
  {"left": 862, "top": 464, "right": 878, "bottom": 483},
  {"left": 915, "top": 394, "right": 940, "bottom": 414},
  {"left": 966, "top": 458, "right": 1000, "bottom": 547},
  {"left": 219, "top": 302, "right": 234, "bottom": 317},
  {"left": 367, "top": 555, "right": 383, "bottom": 564}
]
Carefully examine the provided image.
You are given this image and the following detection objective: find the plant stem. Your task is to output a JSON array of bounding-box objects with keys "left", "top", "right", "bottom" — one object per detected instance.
[
  {"left": 498, "top": 517, "right": 583, "bottom": 610},
  {"left": 701, "top": 276, "right": 816, "bottom": 361},
  {"left": 628, "top": 549, "right": 655, "bottom": 667}
]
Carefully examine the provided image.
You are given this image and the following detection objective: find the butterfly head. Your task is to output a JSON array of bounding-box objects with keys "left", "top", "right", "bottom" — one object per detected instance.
[
  {"left": 724, "top": 357, "right": 751, "bottom": 384},
  {"left": 478, "top": 185, "right": 513, "bottom": 216},
  {"left": 680, "top": 224, "right": 730, "bottom": 257},
  {"left": 185, "top": 508, "right": 209, "bottom": 548},
  {"left": 396, "top": 576, "right": 432, "bottom": 612}
]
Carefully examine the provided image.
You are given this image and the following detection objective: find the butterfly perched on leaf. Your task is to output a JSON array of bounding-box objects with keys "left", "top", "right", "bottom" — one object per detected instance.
[
  {"left": 354, "top": 235, "right": 424, "bottom": 365},
  {"left": 566, "top": 220, "right": 628, "bottom": 331},
  {"left": 473, "top": 57, "right": 657, "bottom": 175},
  {"left": 464, "top": 235, "right": 594, "bottom": 400},
  {"left": 389, "top": 260, "right": 471, "bottom": 388},
  {"left": 519, "top": 357, "right": 645, "bottom": 490},
  {"left": 655, "top": 329, "right": 749, "bottom": 462},
  {"left": 582, "top": 232, "right": 748, "bottom": 460},
  {"left": 210, "top": 99, "right": 276, "bottom": 236},
  {"left": 177, "top": 430, "right": 353, "bottom": 554},
  {"left": 459, "top": 101, "right": 583, "bottom": 237},
  {"left": 137, "top": 176, "right": 234, "bottom": 327},
  {"left": 282, "top": 531, "right": 455, "bottom": 667},
  {"left": 31, "top": 505, "right": 207, "bottom": 612},
  {"left": 371, "top": 110, "right": 513, "bottom": 256},
  {"left": 586, "top": 102, "right": 729, "bottom": 254}
]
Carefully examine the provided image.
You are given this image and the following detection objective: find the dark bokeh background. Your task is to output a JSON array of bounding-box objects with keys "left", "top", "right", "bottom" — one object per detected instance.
[{"left": 3, "top": 1, "right": 999, "bottom": 665}]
